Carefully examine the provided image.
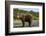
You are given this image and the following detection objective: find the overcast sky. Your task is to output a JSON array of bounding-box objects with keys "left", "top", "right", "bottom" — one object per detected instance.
[{"left": 14, "top": 5, "right": 39, "bottom": 12}]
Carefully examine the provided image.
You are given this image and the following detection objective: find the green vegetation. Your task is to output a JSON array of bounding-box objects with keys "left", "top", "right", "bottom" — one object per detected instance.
[{"left": 13, "top": 8, "right": 39, "bottom": 20}]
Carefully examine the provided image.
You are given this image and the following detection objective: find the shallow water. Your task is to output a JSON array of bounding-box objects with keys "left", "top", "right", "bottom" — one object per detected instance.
[{"left": 13, "top": 20, "right": 39, "bottom": 27}]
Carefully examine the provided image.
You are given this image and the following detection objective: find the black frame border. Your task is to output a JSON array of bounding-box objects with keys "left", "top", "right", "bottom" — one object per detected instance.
[{"left": 5, "top": 1, "right": 45, "bottom": 35}]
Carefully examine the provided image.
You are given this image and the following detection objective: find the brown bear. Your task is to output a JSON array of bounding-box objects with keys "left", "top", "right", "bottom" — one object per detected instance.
[{"left": 19, "top": 14, "right": 32, "bottom": 27}]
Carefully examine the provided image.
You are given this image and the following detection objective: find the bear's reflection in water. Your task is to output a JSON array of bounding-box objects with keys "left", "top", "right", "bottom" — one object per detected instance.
[{"left": 13, "top": 20, "right": 39, "bottom": 28}]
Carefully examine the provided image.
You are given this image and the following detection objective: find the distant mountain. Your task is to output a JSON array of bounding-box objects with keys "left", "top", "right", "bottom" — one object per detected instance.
[{"left": 13, "top": 8, "right": 39, "bottom": 20}]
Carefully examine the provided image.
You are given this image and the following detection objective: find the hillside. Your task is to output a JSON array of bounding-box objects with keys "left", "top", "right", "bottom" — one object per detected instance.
[{"left": 13, "top": 8, "right": 39, "bottom": 20}]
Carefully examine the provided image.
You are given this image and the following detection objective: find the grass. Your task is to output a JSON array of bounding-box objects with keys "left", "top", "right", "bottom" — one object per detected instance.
[{"left": 13, "top": 8, "right": 39, "bottom": 20}]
